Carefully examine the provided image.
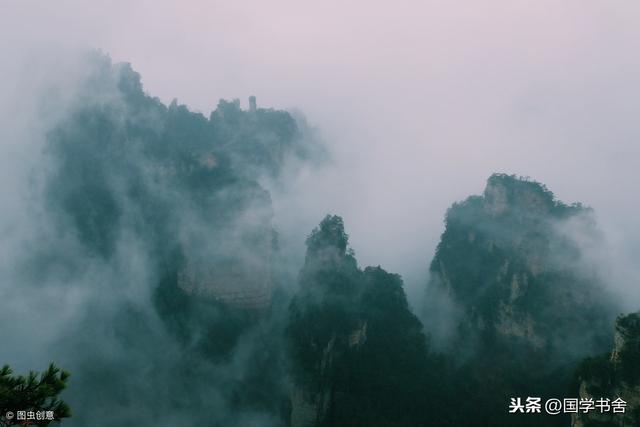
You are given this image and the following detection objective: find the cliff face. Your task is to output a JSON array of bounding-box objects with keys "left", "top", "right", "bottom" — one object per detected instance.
[
  {"left": 36, "top": 53, "right": 329, "bottom": 426},
  {"left": 425, "top": 174, "right": 618, "bottom": 426},
  {"left": 573, "top": 313, "right": 640, "bottom": 427},
  {"left": 43, "top": 57, "right": 331, "bottom": 418},
  {"left": 287, "top": 216, "right": 445, "bottom": 427},
  {"left": 289, "top": 318, "right": 369, "bottom": 427},
  {"left": 176, "top": 185, "right": 276, "bottom": 310},
  {"left": 45, "top": 54, "right": 320, "bottom": 314},
  {"left": 428, "top": 174, "right": 615, "bottom": 356},
  {"left": 177, "top": 255, "right": 272, "bottom": 309}
]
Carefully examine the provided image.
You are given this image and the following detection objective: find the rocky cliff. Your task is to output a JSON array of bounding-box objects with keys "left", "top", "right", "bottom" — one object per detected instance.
[
  {"left": 44, "top": 55, "right": 320, "bottom": 422},
  {"left": 428, "top": 174, "right": 615, "bottom": 356},
  {"left": 573, "top": 313, "right": 640, "bottom": 427},
  {"left": 424, "top": 174, "right": 618, "bottom": 426},
  {"left": 46, "top": 54, "right": 321, "bottom": 314},
  {"left": 287, "top": 215, "right": 447, "bottom": 427}
]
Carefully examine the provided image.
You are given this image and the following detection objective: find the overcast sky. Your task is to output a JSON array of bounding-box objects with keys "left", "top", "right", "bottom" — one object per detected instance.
[{"left": 2, "top": 0, "right": 639, "bottom": 302}]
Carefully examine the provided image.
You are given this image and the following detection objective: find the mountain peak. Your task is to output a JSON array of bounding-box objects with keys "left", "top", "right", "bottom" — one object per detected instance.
[
  {"left": 305, "top": 214, "right": 349, "bottom": 257},
  {"left": 483, "top": 173, "right": 556, "bottom": 216}
]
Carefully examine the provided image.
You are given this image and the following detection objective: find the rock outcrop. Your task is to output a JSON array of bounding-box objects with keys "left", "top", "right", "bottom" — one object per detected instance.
[
  {"left": 288, "top": 215, "right": 445, "bottom": 427},
  {"left": 573, "top": 313, "right": 640, "bottom": 427},
  {"left": 177, "top": 256, "right": 272, "bottom": 309},
  {"left": 424, "top": 174, "right": 618, "bottom": 426},
  {"left": 40, "top": 52, "right": 320, "bottom": 426},
  {"left": 47, "top": 54, "right": 320, "bottom": 316},
  {"left": 427, "top": 174, "right": 615, "bottom": 357},
  {"left": 177, "top": 203, "right": 276, "bottom": 310}
]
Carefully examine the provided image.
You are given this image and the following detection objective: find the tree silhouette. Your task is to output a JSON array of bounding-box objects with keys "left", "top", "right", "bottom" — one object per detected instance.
[{"left": 0, "top": 364, "right": 70, "bottom": 426}]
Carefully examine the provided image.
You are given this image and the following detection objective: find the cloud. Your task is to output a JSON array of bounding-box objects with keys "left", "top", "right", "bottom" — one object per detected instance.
[
  {"left": 3, "top": 3, "right": 640, "bottom": 299},
  {"left": 1, "top": 2, "right": 640, "bottom": 424}
]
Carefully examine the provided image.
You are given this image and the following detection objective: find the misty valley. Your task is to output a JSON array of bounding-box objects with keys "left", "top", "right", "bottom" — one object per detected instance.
[{"left": 1, "top": 54, "right": 639, "bottom": 427}]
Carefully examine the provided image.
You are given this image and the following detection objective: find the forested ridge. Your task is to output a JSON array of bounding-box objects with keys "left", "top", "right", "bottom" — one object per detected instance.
[{"left": 1, "top": 54, "right": 636, "bottom": 427}]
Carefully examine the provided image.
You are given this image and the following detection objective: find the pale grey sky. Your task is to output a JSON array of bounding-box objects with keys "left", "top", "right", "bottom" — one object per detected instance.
[{"left": 2, "top": 0, "right": 639, "bottom": 302}]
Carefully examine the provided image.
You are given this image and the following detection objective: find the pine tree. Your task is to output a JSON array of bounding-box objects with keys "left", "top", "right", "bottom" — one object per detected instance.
[{"left": 0, "top": 364, "right": 71, "bottom": 426}]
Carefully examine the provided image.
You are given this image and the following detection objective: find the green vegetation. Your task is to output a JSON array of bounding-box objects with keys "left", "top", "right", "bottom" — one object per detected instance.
[
  {"left": 573, "top": 312, "right": 640, "bottom": 426},
  {"left": 616, "top": 313, "right": 640, "bottom": 385},
  {"left": 14, "top": 55, "right": 634, "bottom": 426},
  {"left": 288, "top": 215, "right": 450, "bottom": 426},
  {"left": 425, "top": 174, "right": 617, "bottom": 426},
  {"left": 38, "top": 53, "right": 318, "bottom": 426},
  {"left": 0, "top": 364, "right": 70, "bottom": 426}
]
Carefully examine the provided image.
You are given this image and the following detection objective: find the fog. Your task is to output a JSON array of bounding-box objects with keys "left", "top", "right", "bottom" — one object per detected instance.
[
  {"left": 3, "top": 1, "right": 640, "bottom": 301},
  {"left": 1, "top": 1, "right": 640, "bottom": 424}
]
